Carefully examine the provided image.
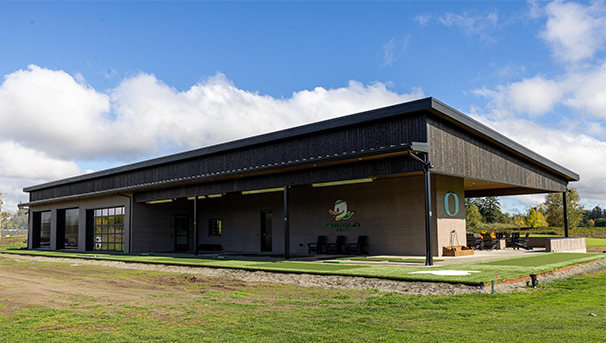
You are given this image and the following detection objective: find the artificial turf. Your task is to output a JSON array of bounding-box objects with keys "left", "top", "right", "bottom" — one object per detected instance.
[
  {"left": 484, "top": 253, "right": 593, "bottom": 267},
  {"left": 2, "top": 249, "right": 603, "bottom": 285},
  {"left": 342, "top": 257, "right": 445, "bottom": 263},
  {"left": 248, "top": 261, "right": 367, "bottom": 271}
]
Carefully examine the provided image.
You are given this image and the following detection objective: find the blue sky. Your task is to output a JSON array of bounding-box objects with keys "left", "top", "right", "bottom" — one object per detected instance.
[{"left": 0, "top": 1, "right": 605, "bottom": 214}]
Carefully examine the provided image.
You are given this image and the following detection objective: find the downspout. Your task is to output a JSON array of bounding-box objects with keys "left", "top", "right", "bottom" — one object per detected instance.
[
  {"left": 117, "top": 193, "right": 133, "bottom": 254},
  {"left": 407, "top": 148, "right": 434, "bottom": 266}
]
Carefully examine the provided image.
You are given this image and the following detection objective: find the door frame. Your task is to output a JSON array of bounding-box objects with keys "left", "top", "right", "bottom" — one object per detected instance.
[
  {"left": 260, "top": 210, "right": 272, "bottom": 252},
  {"left": 174, "top": 214, "right": 190, "bottom": 251}
]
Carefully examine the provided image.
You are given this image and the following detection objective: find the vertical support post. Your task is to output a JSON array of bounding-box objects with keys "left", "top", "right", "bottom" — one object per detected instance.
[
  {"left": 563, "top": 190, "right": 569, "bottom": 238},
  {"left": 284, "top": 186, "right": 290, "bottom": 260},
  {"left": 423, "top": 164, "right": 433, "bottom": 266},
  {"left": 194, "top": 196, "right": 198, "bottom": 255}
]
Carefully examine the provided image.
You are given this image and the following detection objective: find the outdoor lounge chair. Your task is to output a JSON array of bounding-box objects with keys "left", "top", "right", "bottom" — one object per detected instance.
[
  {"left": 466, "top": 233, "right": 482, "bottom": 250},
  {"left": 482, "top": 236, "right": 498, "bottom": 250},
  {"left": 505, "top": 233, "right": 515, "bottom": 249},
  {"left": 348, "top": 236, "right": 368, "bottom": 255},
  {"left": 326, "top": 236, "right": 347, "bottom": 255},
  {"left": 308, "top": 236, "right": 328, "bottom": 254},
  {"left": 513, "top": 233, "right": 532, "bottom": 250}
]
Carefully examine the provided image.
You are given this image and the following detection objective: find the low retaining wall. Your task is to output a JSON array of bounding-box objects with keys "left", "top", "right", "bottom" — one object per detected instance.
[
  {"left": 527, "top": 237, "right": 547, "bottom": 248},
  {"left": 545, "top": 237, "right": 586, "bottom": 253}
]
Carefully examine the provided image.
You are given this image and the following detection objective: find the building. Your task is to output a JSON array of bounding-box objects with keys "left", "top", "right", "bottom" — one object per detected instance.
[{"left": 20, "top": 98, "right": 579, "bottom": 263}]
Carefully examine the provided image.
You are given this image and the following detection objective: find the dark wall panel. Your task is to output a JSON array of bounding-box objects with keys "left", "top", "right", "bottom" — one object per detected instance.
[
  {"left": 427, "top": 117, "right": 567, "bottom": 192},
  {"left": 30, "top": 114, "right": 428, "bottom": 202},
  {"left": 134, "top": 156, "right": 423, "bottom": 203}
]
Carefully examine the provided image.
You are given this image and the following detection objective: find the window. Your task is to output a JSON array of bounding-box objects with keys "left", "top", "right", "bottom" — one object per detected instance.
[
  {"left": 39, "top": 211, "right": 51, "bottom": 247},
  {"left": 93, "top": 206, "right": 125, "bottom": 252},
  {"left": 209, "top": 219, "right": 222, "bottom": 235},
  {"left": 63, "top": 209, "right": 79, "bottom": 249}
]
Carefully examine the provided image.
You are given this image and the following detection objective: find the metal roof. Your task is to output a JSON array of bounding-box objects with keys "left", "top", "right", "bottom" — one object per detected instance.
[{"left": 23, "top": 97, "right": 579, "bottom": 193}]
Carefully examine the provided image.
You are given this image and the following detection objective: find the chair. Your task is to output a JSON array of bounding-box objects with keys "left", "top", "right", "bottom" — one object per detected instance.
[
  {"left": 505, "top": 233, "right": 515, "bottom": 249},
  {"left": 326, "top": 236, "right": 347, "bottom": 255},
  {"left": 513, "top": 233, "right": 532, "bottom": 250},
  {"left": 348, "top": 236, "right": 368, "bottom": 255},
  {"left": 482, "top": 235, "right": 498, "bottom": 250},
  {"left": 308, "top": 236, "right": 328, "bottom": 254},
  {"left": 466, "top": 233, "right": 482, "bottom": 250}
]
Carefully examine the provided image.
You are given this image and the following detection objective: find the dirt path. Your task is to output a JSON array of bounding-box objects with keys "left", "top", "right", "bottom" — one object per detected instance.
[{"left": 1, "top": 253, "right": 605, "bottom": 296}]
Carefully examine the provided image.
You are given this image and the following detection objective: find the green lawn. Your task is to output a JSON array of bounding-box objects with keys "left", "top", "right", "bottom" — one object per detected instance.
[
  {"left": 586, "top": 237, "right": 606, "bottom": 247},
  {"left": 2, "top": 249, "right": 603, "bottom": 285},
  {"left": 0, "top": 255, "right": 604, "bottom": 343}
]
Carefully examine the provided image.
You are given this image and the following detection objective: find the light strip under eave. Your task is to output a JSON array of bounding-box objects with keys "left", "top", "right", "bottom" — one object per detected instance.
[
  {"left": 146, "top": 199, "right": 174, "bottom": 204},
  {"left": 242, "top": 187, "right": 285, "bottom": 195},
  {"left": 312, "top": 178, "right": 375, "bottom": 188},
  {"left": 187, "top": 196, "right": 207, "bottom": 200}
]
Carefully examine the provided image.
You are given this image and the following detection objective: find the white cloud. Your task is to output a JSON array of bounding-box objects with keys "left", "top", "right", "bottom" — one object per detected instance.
[
  {"left": 470, "top": 114, "right": 606, "bottom": 208},
  {"left": 506, "top": 76, "right": 564, "bottom": 116},
  {"left": 563, "top": 61, "right": 606, "bottom": 118},
  {"left": 412, "top": 13, "right": 432, "bottom": 27},
  {"left": 439, "top": 10, "right": 499, "bottom": 43},
  {"left": 471, "top": 75, "right": 564, "bottom": 118},
  {"left": 540, "top": 0, "right": 606, "bottom": 63},
  {"left": 474, "top": 61, "right": 606, "bottom": 120},
  {"left": 380, "top": 35, "right": 411, "bottom": 67},
  {"left": 0, "top": 65, "right": 113, "bottom": 160},
  {"left": 0, "top": 65, "right": 424, "bottom": 212},
  {"left": 0, "top": 141, "right": 83, "bottom": 180}
]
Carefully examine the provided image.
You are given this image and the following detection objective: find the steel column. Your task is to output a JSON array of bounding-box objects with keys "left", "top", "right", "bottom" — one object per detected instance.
[
  {"left": 194, "top": 197, "right": 198, "bottom": 255},
  {"left": 563, "top": 190, "right": 569, "bottom": 238},
  {"left": 423, "top": 165, "right": 433, "bottom": 266},
  {"left": 284, "top": 186, "right": 290, "bottom": 260}
]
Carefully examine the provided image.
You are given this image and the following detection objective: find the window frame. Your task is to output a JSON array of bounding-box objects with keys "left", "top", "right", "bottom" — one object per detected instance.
[
  {"left": 92, "top": 206, "right": 125, "bottom": 252},
  {"left": 209, "top": 218, "right": 222, "bottom": 236}
]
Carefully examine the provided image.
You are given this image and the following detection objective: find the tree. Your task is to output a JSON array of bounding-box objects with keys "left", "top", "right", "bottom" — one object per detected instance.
[
  {"left": 466, "top": 204, "right": 482, "bottom": 229},
  {"left": 589, "top": 206, "right": 603, "bottom": 220},
  {"left": 525, "top": 208, "right": 547, "bottom": 228},
  {"left": 587, "top": 219, "right": 595, "bottom": 227},
  {"left": 543, "top": 188, "right": 583, "bottom": 228},
  {"left": 475, "top": 197, "right": 503, "bottom": 223},
  {"left": 512, "top": 215, "right": 525, "bottom": 228}
]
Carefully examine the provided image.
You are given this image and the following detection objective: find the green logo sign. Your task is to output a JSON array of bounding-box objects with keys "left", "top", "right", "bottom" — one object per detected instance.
[{"left": 444, "top": 192, "right": 459, "bottom": 217}]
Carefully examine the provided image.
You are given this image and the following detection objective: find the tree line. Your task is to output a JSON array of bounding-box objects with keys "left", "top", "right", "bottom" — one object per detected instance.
[
  {"left": 465, "top": 188, "right": 592, "bottom": 229},
  {"left": 0, "top": 209, "right": 28, "bottom": 234}
]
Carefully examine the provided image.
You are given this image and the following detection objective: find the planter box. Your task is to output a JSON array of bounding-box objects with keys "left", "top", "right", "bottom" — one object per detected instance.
[{"left": 443, "top": 245, "right": 474, "bottom": 257}]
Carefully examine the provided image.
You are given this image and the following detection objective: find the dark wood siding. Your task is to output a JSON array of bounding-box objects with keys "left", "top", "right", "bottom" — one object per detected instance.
[
  {"left": 31, "top": 114, "right": 428, "bottom": 202},
  {"left": 427, "top": 117, "right": 567, "bottom": 192},
  {"left": 134, "top": 155, "right": 423, "bottom": 203}
]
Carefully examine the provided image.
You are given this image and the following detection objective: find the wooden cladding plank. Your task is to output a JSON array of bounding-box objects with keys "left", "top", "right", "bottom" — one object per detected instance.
[
  {"left": 133, "top": 155, "right": 423, "bottom": 203},
  {"left": 427, "top": 117, "right": 567, "bottom": 192},
  {"left": 30, "top": 114, "right": 429, "bottom": 202}
]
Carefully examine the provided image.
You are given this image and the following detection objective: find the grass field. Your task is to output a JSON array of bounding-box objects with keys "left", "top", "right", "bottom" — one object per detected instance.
[
  {"left": 0, "top": 255, "right": 604, "bottom": 342},
  {"left": 0, "top": 236, "right": 27, "bottom": 250},
  {"left": 2, "top": 249, "right": 604, "bottom": 285}
]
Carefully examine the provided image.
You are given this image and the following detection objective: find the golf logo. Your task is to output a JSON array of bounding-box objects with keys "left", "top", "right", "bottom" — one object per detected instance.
[{"left": 329, "top": 199, "right": 355, "bottom": 221}]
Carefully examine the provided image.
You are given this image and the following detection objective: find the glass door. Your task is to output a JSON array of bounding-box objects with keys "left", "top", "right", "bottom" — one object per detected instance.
[{"left": 175, "top": 215, "right": 189, "bottom": 251}]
